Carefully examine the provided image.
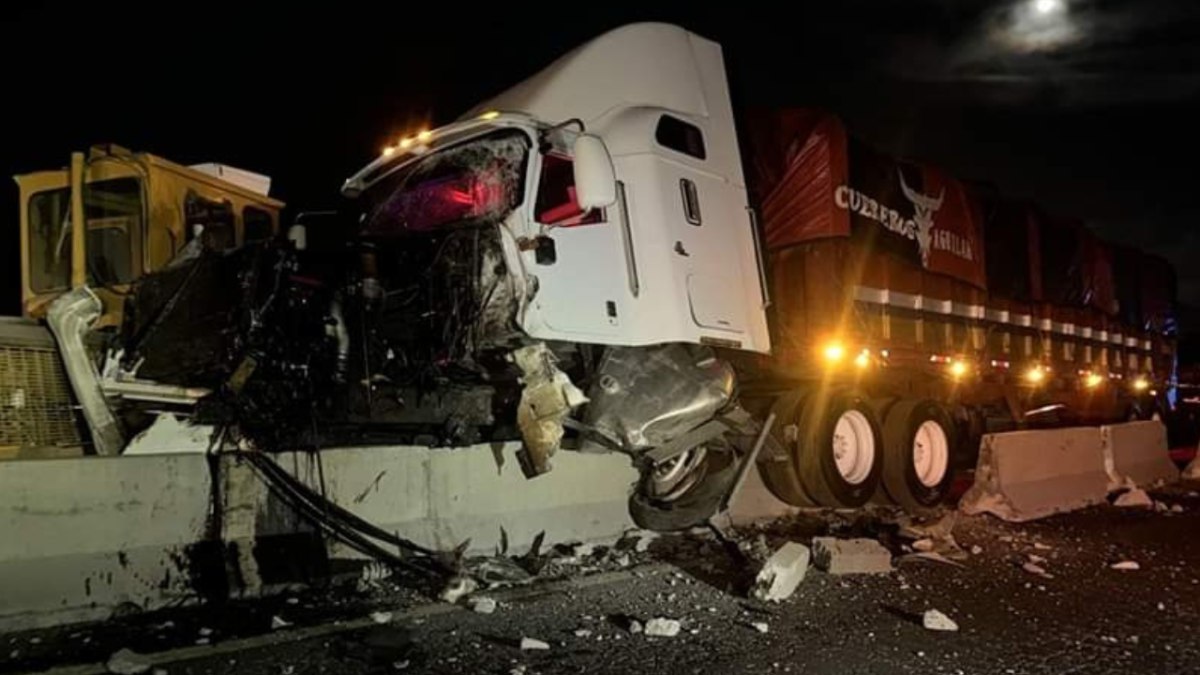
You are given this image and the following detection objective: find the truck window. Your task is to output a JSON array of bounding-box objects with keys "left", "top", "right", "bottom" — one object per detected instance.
[
  {"left": 244, "top": 206, "right": 274, "bottom": 243},
  {"left": 656, "top": 116, "right": 706, "bottom": 160},
  {"left": 185, "top": 193, "right": 236, "bottom": 250},
  {"left": 27, "top": 177, "right": 142, "bottom": 291},
  {"left": 534, "top": 153, "right": 604, "bottom": 226}
]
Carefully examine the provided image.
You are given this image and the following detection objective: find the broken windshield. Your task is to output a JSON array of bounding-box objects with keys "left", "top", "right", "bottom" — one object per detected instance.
[{"left": 361, "top": 130, "right": 530, "bottom": 236}]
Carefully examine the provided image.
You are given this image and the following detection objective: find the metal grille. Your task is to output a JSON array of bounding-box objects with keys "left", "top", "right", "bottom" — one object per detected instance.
[{"left": 0, "top": 345, "right": 82, "bottom": 448}]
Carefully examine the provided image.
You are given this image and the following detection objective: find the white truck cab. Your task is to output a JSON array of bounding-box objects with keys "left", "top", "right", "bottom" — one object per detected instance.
[{"left": 344, "top": 23, "right": 770, "bottom": 354}]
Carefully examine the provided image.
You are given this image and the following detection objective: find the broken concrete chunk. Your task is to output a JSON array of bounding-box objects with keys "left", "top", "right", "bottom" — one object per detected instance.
[
  {"left": 1155, "top": 501, "right": 1169, "bottom": 513},
  {"left": 1171, "top": 504, "right": 1185, "bottom": 514},
  {"left": 912, "top": 539, "right": 935, "bottom": 553},
  {"left": 970, "top": 545, "right": 984, "bottom": 556},
  {"left": 922, "top": 609, "right": 959, "bottom": 632},
  {"left": 469, "top": 597, "right": 497, "bottom": 615},
  {"left": 270, "top": 616, "right": 291, "bottom": 630},
  {"left": 811, "top": 537, "right": 892, "bottom": 575},
  {"left": 106, "top": 648, "right": 152, "bottom": 675},
  {"left": 574, "top": 629, "right": 593, "bottom": 638},
  {"left": 628, "top": 619, "right": 644, "bottom": 635},
  {"left": 520, "top": 637, "right": 550, "bottom": 651},
  {"left": 1114, "top": 488, "right": 1153, "bottom": 509},
  {"left": 752, "top": 542, "right": 810, "bottom": 602},
  {"left": 440, "top": 576, "right": 479, "bottom": 604},
  {"left": 370, "top": 611, "right": 393, "bottom": 625},
  {"left": 644, "top": 618, "right": 682, "bottom": 637},
  {"left": 750, "top": 622, "right": 769, "bottom": 634},
  {"left": 1111, "top": 561, "right": 1141, "bottom": 571},
  {"left": 1022, "top": 562, "right": 1053, "bottom": 578}
]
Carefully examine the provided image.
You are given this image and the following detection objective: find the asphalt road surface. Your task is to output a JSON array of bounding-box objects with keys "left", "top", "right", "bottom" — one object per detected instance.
[{"left": 5, "top": 484, "right": 1200, "bottom": 675}]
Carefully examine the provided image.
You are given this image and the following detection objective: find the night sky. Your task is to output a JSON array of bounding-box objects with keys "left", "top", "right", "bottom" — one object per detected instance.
[{"left": 3, "top": 2, "right": 1199, "bottom": 318}]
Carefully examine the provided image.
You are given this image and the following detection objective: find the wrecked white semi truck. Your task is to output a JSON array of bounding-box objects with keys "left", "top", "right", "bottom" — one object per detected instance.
[{"left": 3, "top": 23, "right": 1177, "bottom": 541}]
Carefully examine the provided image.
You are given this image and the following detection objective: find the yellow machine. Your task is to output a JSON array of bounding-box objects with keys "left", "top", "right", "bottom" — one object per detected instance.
[{"left": 1, "top": 145, "right": 284, "bottom": 457}]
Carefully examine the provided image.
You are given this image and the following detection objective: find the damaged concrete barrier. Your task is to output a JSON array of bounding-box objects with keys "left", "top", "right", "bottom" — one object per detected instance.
[
  {"left": 752, "top": 542, "right": 810, "bottom": 602},
  {"left": 811, "top": 538, "right": 892, "bottom": 575},
  {"left": 1101, "top": 421, "right": 1178, "bottom": 490},
  {"left": 959, "top": 427, "right": 1108, "bottom": 522}
]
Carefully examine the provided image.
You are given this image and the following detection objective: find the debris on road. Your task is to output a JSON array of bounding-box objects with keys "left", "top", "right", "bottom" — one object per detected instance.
[
  {"left": 628, "top": 619, "right": 644, "bottom": 635},
  {"left": 271, "top": 616, "right": 292, "bottom": 630},
  {"left": 370, "top": 611, "right": 394, "bottom": 625},
  {"left": 198, "top": 628, "right": 213, "bottom": 637},
  {"left": 912, "top": 539, "right": 935, "bottom": 553},
  {"left": 440, "top": 576, "right": 480, "bottom": 603},
  {"left": 812, "top": 537, "right": 892, "bottom": 575},
  {"left": 1155, "top": 501, "right": 1169, "bottom": 513},
  {"left": 922, "top": 609, "right": 960, "bottom": 632},
  {"left": 106, "top": 648, "right": 152, "bottom": 675},
  {"left": 1032, "top": 542, "right": 1052, "bottom": 551},
  {"left": 520, "top": 637, "right": 550, "bottom": 651},
  {"left": 469, "top": 596, "right": 498, "bottom": 614},
  {"left": 752, "top": 542, "right": 810, "bottom": 602},
  {"left": 574, "top": 629, "right": 593, "bottom": 638},
  {"left": 1184, "top": 457, "right": 1200, "bottom": 481},
  {"left": 1114, "top": 488, "right": 1153, "bottom": 509},
  {"left": 750, "top": 621, "right": 769, "bottom": 634},
  {"left": 1111, "top": 561, "right": 1141, "bottom": 571},
  {"left": 970, "top": 545, "right": 984, "bottom": 556},
  {"left": 1171, "top": 504, "right": 1185, "bottom": 514},
  {"left": 645, "top": 618, "right": 682, "bottom": 637},
  {"left": 1022, "top": 562, "right": 1053, "bottom": 579}
]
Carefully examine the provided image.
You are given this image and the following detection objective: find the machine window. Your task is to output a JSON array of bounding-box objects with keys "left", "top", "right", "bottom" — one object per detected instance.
[
  {"left": 535, "top": 153, "right": 604, "bottom": 226},
  {"left": 243, "top": 206, "right": 274, "bottom": 243},
  {"left": 27, "top": 177, "right": 142, "bottom": 291},
  {"left": 656, "top": 116, "right": 707, "bottom": 160}
]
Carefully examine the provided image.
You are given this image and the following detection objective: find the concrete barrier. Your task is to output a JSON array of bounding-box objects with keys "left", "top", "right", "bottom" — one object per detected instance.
[
  {"left": 959, "top": 427, "right": 1108, "bottom": 522},
  {"left": 1100, "top": 421, "right": 1178, "bottom": 490},
  {"left": 0, "top": 443, "right": 638, "bottom": 632}
]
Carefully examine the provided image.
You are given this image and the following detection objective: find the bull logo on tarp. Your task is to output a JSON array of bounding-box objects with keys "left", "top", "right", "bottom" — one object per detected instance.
[{"left": 898, "top": 170, "right": 945, "bottom": 268}]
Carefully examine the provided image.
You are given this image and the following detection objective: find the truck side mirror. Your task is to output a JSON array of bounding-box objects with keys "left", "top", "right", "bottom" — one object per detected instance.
[{"left": 572, "top": 134, "right": 617, "bottom": 210}]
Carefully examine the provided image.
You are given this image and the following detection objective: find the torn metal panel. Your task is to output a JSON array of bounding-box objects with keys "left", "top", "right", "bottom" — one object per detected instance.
[
  {"left": 584, "top": 344, "right": 734, "bottom": 451},
  {"left": 512, "top": 344, "right": 588, "bottom": 477}
]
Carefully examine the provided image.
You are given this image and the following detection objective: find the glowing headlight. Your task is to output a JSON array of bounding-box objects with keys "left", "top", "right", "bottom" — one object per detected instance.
[
  {"left": 1025, "top": 367, "right": 1046, "bottom": 384},
  {"left": 1133, "top": 378, "right": 1150, "bottom": 392},
  {"left": 950, "top": 361, "right": 968, "bottom": 379},
  {"left": 854, "top": 350, "right": 870, "bottom": 369},
  {"left": 1084, "top": 373, "right": 1103, "bottom": 389}
]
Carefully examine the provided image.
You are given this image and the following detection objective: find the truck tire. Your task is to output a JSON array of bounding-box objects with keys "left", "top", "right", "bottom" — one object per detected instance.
[
  {"left": 881, "top": 399, "right": 955, "bottom": 512},
  {"left": 797, "top": 390, "right": 884, "bottom": 508},
  {"left": 868, "top": 397, "right": 900, "bottom": 505},
  {"left": 758, "top": 389, "right": 819, "bottom": 507},
  {"left": 628, "top": 440, "right": 737, "bottom": 531}
]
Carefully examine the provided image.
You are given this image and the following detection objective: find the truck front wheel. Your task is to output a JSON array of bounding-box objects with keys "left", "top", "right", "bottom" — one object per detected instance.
[{"left": 628, "top": 440, "right": 737, "bottom": 531}]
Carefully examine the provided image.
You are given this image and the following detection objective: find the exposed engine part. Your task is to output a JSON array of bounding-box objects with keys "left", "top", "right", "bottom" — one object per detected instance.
[
  {"left": 46, "top": 288, "right": 126, "bottom": 456},
  {"left": 512, "top": 343, "right": 588, "bottom": 477},
  {"left": 583, "top": 344, "right": 735, "bottom": 452}
]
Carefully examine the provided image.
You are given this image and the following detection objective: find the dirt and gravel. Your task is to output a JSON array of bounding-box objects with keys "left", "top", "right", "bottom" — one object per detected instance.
[{"left": 4, "top": 484, "right": 1200, "bottom": 675}]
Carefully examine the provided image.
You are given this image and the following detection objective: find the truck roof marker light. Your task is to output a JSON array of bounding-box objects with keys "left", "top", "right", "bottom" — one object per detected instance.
[
  {"left": 823, "top": 342, "right": 845, "bottom": 364},
  {"left": 478, "top": 110, "right": 501, "bottom": 120}
]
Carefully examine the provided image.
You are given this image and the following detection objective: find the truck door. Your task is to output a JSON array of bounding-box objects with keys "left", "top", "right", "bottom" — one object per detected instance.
[{"left": 653, "top": 114, "right": 749, "bottom": 335}]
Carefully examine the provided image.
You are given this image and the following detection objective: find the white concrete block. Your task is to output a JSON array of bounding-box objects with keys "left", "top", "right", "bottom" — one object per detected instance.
[
  {"left": 752, "top": 542, "right": 810, "bottom": 602},
  {"left": 811, "top": 537, "right": 891, "bottom": 575},
  {"left": 1101, "top": 421, "right": 1178, "bottom": 490},
  {"left": 959, "top": 427, "right": 1108, "bottom": 522}
]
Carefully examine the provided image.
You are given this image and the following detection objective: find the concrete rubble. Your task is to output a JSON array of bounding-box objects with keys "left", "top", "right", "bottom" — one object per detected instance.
[
  {"left": 469, "top": 596, "right": 498, "bottom": 614},
  {"left": 106, "top": 648, "right": 152, "bottom": 675},
  {"left": 520, "top": 637, "right": 550, "bottom": 651},
  {"left": 811, "top": 537, "right": 892, "bottom": 575},
  {"left": 271, "top": 615, "right": 292, "bottom": 630},
  {"left": 1022, "top": 562, "right": 1053, "bottom": 579},
  {"left": 752, "top": 542, "right": 810, "bottom": 602},
  {"left": 441, "top": 576, "right": 480, "bottom": 603},
  {"left": 645, "top": 618, "right": 682, "bottom": 637},
  {"left": 370, "top": 611, "right": 393, "bottom": 625},
  {"left": 922, "top": 609, "right": 959, "bottom": 632},
  {"left": 1111, "top": 561, "right": 1141, "bottom": 571},
  {"left": 750, "top": 621, "right": 769, "bottom": 634},
  {"left": 1114, "top": 488, "right": 1153, "bottom": 509}
]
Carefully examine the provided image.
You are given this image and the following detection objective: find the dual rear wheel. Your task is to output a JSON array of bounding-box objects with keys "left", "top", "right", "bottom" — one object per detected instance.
[{"left": 760, "top": 391, "right": 955, "bottom": 512}]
